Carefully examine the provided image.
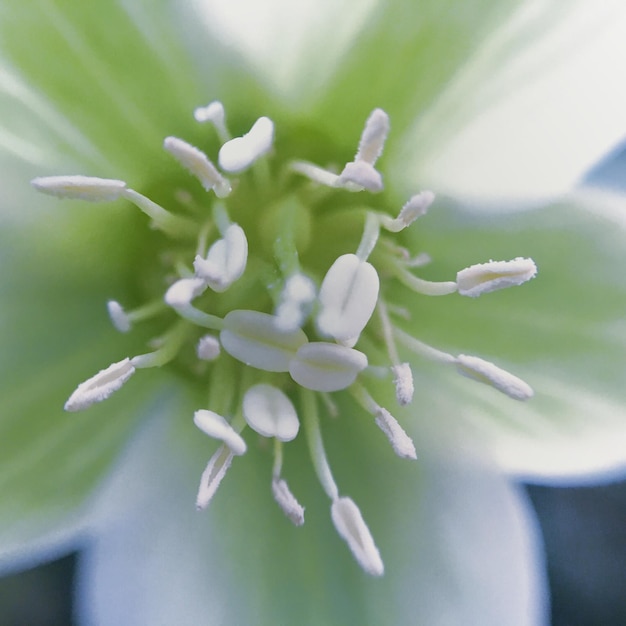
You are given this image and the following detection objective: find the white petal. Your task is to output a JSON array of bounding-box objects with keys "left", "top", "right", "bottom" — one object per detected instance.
[{"left": 242, "top": 384, "right": 299, "bottom": 442}]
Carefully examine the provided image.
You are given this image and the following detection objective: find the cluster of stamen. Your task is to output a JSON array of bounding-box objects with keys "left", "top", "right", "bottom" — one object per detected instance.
[{"left": 32, "top": 104, "right": 537, "bottom": 576}]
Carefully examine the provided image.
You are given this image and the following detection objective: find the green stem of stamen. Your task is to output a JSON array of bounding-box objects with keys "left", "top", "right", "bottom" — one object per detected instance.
[
  {"left": 174, "top": 303, "right": 224, "bottom": 330},
  {"left": 272, "top": 439, "right": 284, "bottom": 479},
  {"left": 393, "top": 328, "right": 456, "bottom": 364},
  {"left": 382, "top": 256, "right": 458, "bottom": 296},
  {"left": 126, "top": 299, "right": 167, "bottom": 323},
  {"left": 131, "top": 321, "right": 191, "bottom": 369},
  {"left": 355, "top": 212, "right": 381, "bottom": 262}
]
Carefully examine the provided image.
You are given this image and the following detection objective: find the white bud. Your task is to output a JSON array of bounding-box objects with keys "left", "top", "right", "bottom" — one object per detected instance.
[
  {"left": 391, "top": 363, "right": 414, "bottom": 406},
  {"left": 218, "top": 116, "right": 274, "bottom": 172},
  {"left": 242, "top": 384, "right": 299, "bottom": 442},
  {"left": 196, "top": 335, "right": 221, "bottom": 361},
  {"left": 220, "top": 310, "right": 308, "bottom": 372},
  {"left": 31, "top": 175, "right": 127, "bottom": 202},
  {"left": 375, "top": 408, "right": 417, "bottom": 460},
  {"left": 193, "top": 223, "right": 248, "bottom": 292},
  {"left": 456, "top": 354, "right": 534, "bottom": 401},
  {"left": 163, "top": 137, "right": 231, "bottom": 197},
  {"left": 164, "top": 277, "right": 207, "bottom": 308},
  {"left": 64, "top": 358, "right": 135, "bottom": 412},
  {"left": 331, "top": 497, "right": 384, "bottom": 576},
  {"left": 289, "top": 342, "right": 367, "bottom": 392},
  {"left": 107, "top": 300, "right": 131, "bottom": 333},
  {"left": 396, "top": 191, "right": 434, "bottom": 227},
  {"left": 194, "top": 410, "right": 247, "bottom": 455},
  {"left": 196, "top": 445, "right": 234, "bottom": 510},
  {"left": 456, "top": 257, "right": 537, "bottom": 297},
  {"left": 317, "top": 254, "right": 379, "bottom": 343},
  {"left": 272, "top": 478, "right": 305, "bottom": 526}
]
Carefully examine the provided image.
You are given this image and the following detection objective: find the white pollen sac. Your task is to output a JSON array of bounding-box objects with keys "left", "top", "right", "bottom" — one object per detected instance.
[
  {"left": 31, "top": 175, "right": 127, "bottom": 202},
  {"left": 194, "top": 101, "right": 225, "bottom": 124},
  {"left": 391, "top": 363, "right": 414, "bottom": 406},
  {"left": 289, "top": 342, "right": 368, "bottom": 392},
  {"left": 317, "top": 254, "right": 380, "bottom": 343},
  {"left": 64, "top": 358, "right": 135, "bottom": 412},
  {"left": 456, "top": 257, "right": 537, "bottom": 298},
  {"left": 163, "top": 137, "right": 231, "bottom": 197},
  {"left": 456, "top": 354, "right": 534, "bottom": 401},
  {"left": 196, "top": 444, "right": 234, "bottom": 510},
  {"left": 220, "top": 310, "right": 308, "bottom": 372},
  {"left": 331, "top": 497, "right": 384, "bottom": 577},
  {"left": 164, "top": 277, "right": 207, "bottom": 308},
  {"left": 193, "top": 409, "right": 247, "bottom": 455},
  {"left": 196, "top": 335, "right": 221, "bottom": 361},
  {"left": 396, "top": 191, "right": 435, "bottom": 228},
  {"left": 107, "top": 300, "right": 131, "bottom": 333},
  {"left": 193, "top": 223, "right": 248, "bottom": 292},
  {"left": 218, "top": 116, "right": 274, "bottom": 173},
  {"left": 272, "top": 478, "right": 305, "bottom": 526},
  {"left": 275, "top": 273, "right": 316, "bottom": 331},
  {"left": 337, "top": 161, "right": 383, "bottom": 193},
  {"left": 354, "top": 108, "right": 390, "bottom": 166},
  {"left": 242, "top": 384, "right": 299, "bottom": 442},
  {"left": 375, "top": 408, "right": 417, "bottom": 460}
]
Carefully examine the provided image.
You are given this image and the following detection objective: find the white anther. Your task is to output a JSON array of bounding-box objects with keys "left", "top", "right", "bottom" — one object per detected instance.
[
  {"left": 337, "top": 161, "right": 383, "bottom": 193},
  {"left": 331, "top": 497, "right": 384, "bottom": 577},
  {"left": 218, "top": 116, "right": 274, "bottom": 173},
  {"left": 317, "top": 254, "right": 379, "bottom": 344},
  {"left": 107, "top": 300, "right": 131, "bottom": 333},
  {"left": 456, "top": 354, "right": 534, "bottom": 401},
  {"left": 196, "top": 445, "right": 234, "bottom": 510},
  {"left": 193, "top": 223, "right": 248, "bottom": 292},
  {"left": 220, "top": 310, "right": 308, "bottom": 372},
  {"left": 391, "top": 363, "right": 414, "bottom": 406},
  {"left": 163, "top": 137, "right": 231, "bottom": 197},
  {"left": 196, "top": 335, "right": 221, "bottom": 361},
  {"left": 354, "top": 108, "right": 390, "bottom": 165},
  {"left": 242, "top": 384, "right": 299, "bottom": 442},
  {"left": 272, "top": 478, "right": 305, "bottom": 526},
  {"left": 193, "top": 410, "right": 247, "bottom": 455},
  {"left": 64, "top": 358, "right": 135, "bottom": 412},
  {"left": 164, "top": 277, "right": 207, "bottom": 308},
  {"left": 396, "top": 191, "right": 435, "bottom": 228},
  {"left": 289, "top": 342, "right": 368, "bottom": 392},
  {"left": 194, "top": 101, "right": 225, "bottom": 124},
  {"left": 456, "top": 258, "right": 537, "bottom": 297},
  {"left": 275, "top": 274, "right": 316, "bottom": 331},
  {"left": 31, "top": 175, "right": 127, "bottom": 202},
  {"left": 375, "top": 408, "right": 417, "bottom": 460}
]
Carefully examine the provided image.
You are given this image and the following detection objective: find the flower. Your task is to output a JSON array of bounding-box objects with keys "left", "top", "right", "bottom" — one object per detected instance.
[{"left": 1, "top": 1, "right": 626, "bottom": 624}]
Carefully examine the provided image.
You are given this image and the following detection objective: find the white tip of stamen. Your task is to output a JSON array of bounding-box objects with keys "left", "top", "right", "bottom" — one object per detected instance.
[
  {"left": 456, "top": 354, "right": 534, "bottom": 401},
  {"left": 196, "top": 334, "right": 221, "bottom": 361},
  {"left": 193, "top": 409, "right": 247, "bottom": 455},
  {"left": 391, "top": 363, "right": 414, "bottom": 406},
  {"left": 31, "top": 175, "right": 127, "bottom": 202},
  {"left": 243, "top": 384, "right": 299, "bottom": 442},
  {"left": 64, "top": 358, "right": 135, "bottom": 412},
  {"left": 375, "top": 408, "right": 417, "bottom": 460},
  {"left": 289, "top": 342, "right": 368, "bottom": 392},
  {"left": 331, "top": 497, "right": 384, "bottom": 576},
  {"left": 107, "top": 300, "right": 131, "bottom": 333},
  {"left": 164, "top": 277, "right": 207, "bottom": 308},
  {"left": 317, "top": 254, "right": 379, "bottom": 343},
  {"left": 396, "top": 191, "right": 435, "bottom": 227},
  {"left": 218, "top": 116, "right": 274, "bottom": 173},
  {"left": 194, "top": 101, "right": 225, "bottom": 124},
  {"left": 163, "top": 136, "right": 231, "bottom": 197},
  {"left": 456, "top": 257, "right": 537, "bottom": 297},
  {"left": 220, "top": 310, "right": 308, "bottom": 372},
  {"left": 193, "top": 223, "right": 248, "bottom": 292},
  {"left": 337, "top": 161, "right": 383, "bottom": 193},
  {"left": 196, "top": 445, "right": 234, "bottom": 510},
  {"left": 354, "top": 108, "right": 390, "bottom": 166},
  {"left": 272, "top": 478, "right": 305, "bottom": 526},
  {"left": 275, "top": 274, "right": 316, "bottom": 331}
]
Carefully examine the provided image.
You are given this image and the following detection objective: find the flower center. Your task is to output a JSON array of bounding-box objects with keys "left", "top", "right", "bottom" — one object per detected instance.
[{"left": 32, "top": 104, "right": 537, "bottom": 576}]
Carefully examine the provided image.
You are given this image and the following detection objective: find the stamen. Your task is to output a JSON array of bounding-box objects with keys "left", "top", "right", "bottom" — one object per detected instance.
[
  {"left": 196, "top": 335, "right": 221, "bottom": 361},
  {"left": 391, "top": 363, "right": 414, "bottom": 406},
  {"left": 31, "top": 175, "right": 127, "bottom": 202},
  {"left": 275, "top": 273, "right": 316, "bottom": 331},
  {"left": 385, "top": 259, "right": 458, "bottom": 296},
  {"left": 194, "top": 409, "right": 247, "bottom": 455},
  {"left": 163, "top": 136, "right": 231, "bottom": 197},
  {"left": 193, "top": 101, "right": 231, "bottom": 143},
  {"left": 331, "top": 497, "right": 384, "bottom": 577},
  {"left": 164, "top": 278, "right": 224, "bottom": 330},
  {"left": 455, "top": 354, "right": 534, "bottom": 401},
  {"left": 220, "top": 310, "right": 308, "bottom": 372},
  {"left": 196, "top": 444, "right": 234, "bottom": 510},
  {"left": 130, "top": 321, "right": 191, "bottom": 369},
  {"left": 218, "top": 116, "right": 274, "bottom": 173},
  {"left": 106, "top": 300, "right": 131, "bottom": 333},
  {"left": 272, "top": 478, "right": 305, "bottom": 526},
  {"left": 242, "top": 384, "right": 299, "bottom": 442},
  {"left": 336, "top": 161, "right": 383, "bottom": 193},
  {"left": 289, "top": 342, "right": 368, "bottom": 392},
  {"left": 64, "top": 358, "right": 135, "bottom": 412},
  {"left": 393, "top": 328, "right": 457, "bottom": 365},
  {"left": 379, "top": 191, "right": 435, "bottom": 232},
  {"left": 456, "top": 258, "right": 537, "bottom": 297},
  {"left": 353, "top": 108, "right": 390, "bottom": 166}
]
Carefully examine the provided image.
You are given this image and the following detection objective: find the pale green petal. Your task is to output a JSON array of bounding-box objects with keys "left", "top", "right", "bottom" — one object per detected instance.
[
  {"left": 400, "top": 195, "right": 626, "bottom": 482},
  {"left": 76, "top": 404, "right": 546, "bottom": 626}
]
